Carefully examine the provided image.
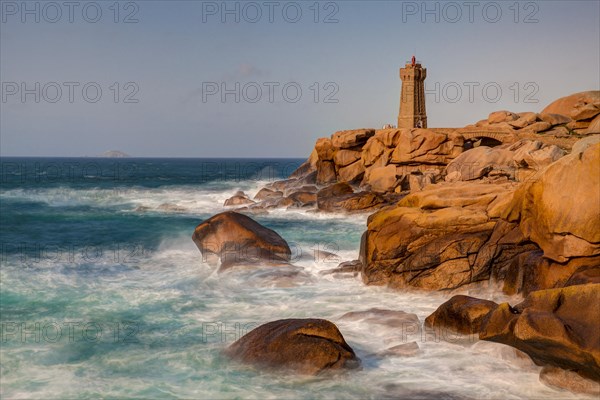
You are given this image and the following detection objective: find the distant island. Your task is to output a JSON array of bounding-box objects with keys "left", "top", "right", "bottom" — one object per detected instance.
[{"left": 100, "top": 150, "right": 130, "bottom": 158}]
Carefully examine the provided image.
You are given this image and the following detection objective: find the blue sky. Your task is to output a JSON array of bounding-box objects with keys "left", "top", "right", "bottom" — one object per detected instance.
[{"left": 1, "top": 0, "right": 599, "bottom": 157}]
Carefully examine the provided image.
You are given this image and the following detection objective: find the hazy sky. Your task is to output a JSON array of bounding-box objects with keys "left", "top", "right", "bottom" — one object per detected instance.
[{"left": 1, "top": 0, "right": 599, "bottom": 157}]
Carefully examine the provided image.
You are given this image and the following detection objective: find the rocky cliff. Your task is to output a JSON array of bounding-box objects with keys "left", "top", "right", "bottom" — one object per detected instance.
[
  {"left": 224, "top": 91, "right": 598, "bottom": 216},
  {"left": 211, "top": 91, "right": 600, "bottom": 393}
]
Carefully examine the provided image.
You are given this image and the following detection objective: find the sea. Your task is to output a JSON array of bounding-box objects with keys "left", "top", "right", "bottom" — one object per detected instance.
[{"left": 0, "top": 157, "right": 591, "bottom": 399}]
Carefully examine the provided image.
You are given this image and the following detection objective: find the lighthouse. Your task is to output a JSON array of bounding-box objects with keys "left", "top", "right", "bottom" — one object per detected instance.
[{"left": 398, "top": 56, "right": 427, "bottom": 129}]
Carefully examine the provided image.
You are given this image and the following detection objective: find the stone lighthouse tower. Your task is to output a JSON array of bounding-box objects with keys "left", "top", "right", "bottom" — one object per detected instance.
[{"left": 398, "top": 56, "right": 427, "bottom": 129}]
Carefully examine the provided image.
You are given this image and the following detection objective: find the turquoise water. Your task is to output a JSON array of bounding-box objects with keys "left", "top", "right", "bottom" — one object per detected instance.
[{"left": 0, "top": 158, "right": 592, "bottom": 399}]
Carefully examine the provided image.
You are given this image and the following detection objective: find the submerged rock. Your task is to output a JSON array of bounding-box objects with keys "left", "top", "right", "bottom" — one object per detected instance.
[
  {"left": 253, "top": 188, "right": 283, "bottom": 201},
  {"left": 224, "top": 194, "right": 255, "bottom": 207},
  {"left": 378, "top": 384, "right": 471, "bottom": 400},
  {"left": 539, "top": 366, "right": 600, "bottom": 396},
  {"left": 470, "top": 341, "right": 536, "bottom": 369},
  {"left": 224, "top": 191, "right": 255, "bottom": 206},
  {"left": 157, "top": 203, "right": 186, "bottom": 212},
  {"left": 340, "top": 308, "right": 420, "bottom": 329},
  {"left": 319, "top": 260, "right": 361, "bottom": 278},
  {"left": 220, "top": 264, "right": 313, "bottom": 288},
  {"left": 225, "top": 319, "right": 360, "bottom": 375},
  {"left": 377, "top": 341, "right": 420, "bottom": 357}
]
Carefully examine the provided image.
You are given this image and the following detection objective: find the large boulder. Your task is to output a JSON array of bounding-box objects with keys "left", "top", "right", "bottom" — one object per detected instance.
[
  {"left": 337, "top": 160, "right": 365, "bottom": 183},
  {"left": 488, "top": 110, "right": 519, "bottom": 124},
  {"left": 362, "top": 149, "right": 394, "bottom": 183},
  {"left": 361, "top": 181, "right": 535, "bottom": 291},
  {"left": 425, "top": 295, "right": 499, "bottom": 335},
  {"left": 541, "top": 125, "right": 570, "bottom": 138},
  {"left": 444, "top": 146, "right": 514, "bottom": 181},
  {"left": 390, "top": 129, "right": 456, "bottom": 164},
  {"left": 331, "top": 129, "right": 375, "bottom": 149},
  {"left": 315, "top": 138, "right": 335, "bottom": 161},
  {"left": 192, "top": 211, "right": 291, "bottom": 270},
  {"left": 319, "top": 260, "right": 361, "bottom": 278},
  {"left": 503, "top": 143, "right": 600, "bottom": 262},
  {"left": 361, "top": 137, "right": 386, "bottom": 166},
  {"left": 317, "top": 182, "right": 353, "bottom": 198},
  {"left": 362, "top": 165, "right": 398, "bottom": 193},
  {"left": 475, "top": 118, "right": 490, "bottom": 128},
  {"left": 224, "top": 191, "right": 255, "bottom": 207},
  {"left": 374, "top": 128, "right": 403, "bottom": 147},
  {"left": 508, "top": 112, "right": 538, "bottom": 129},
  {"left": 333, "top": 149, "right": 362, "bottom": 167},
  {"left": 286, "top": 191, "right": 317, "bottom": 206},
  {"left": 225, "top": 319, "right": 360, "bottom": 375},
  {"left": 538, "top": 113, "right": 572, "bottom": 126},
  {"left": 572, "top": 134, "right": 600, "bottom": 155},
  {"left": 407, "top": 172, "right": 436, "bottom": 191},
  {"left": 316, "top": 160, "right": 337, "bottom": 185},
  {"left": 587, "top": 115, "right": 600, "bottom": 134},
  {"left": 510, "top": 140, "right": 566, "bottom": 182},
  {"left": 541, "top": 91, "right": 600, "bottom": 118},
  {"left": 480, "top": 284, "right": 600, "bottom": 383},
  {"left": 317, "top": 182, "right": 382, "bottom": 212},
  {"left": 267, "top": 179, "right": 295, "bottom": 192},
  {"left": 254, "top": 188, "right": 283, "bottom": 201},
  {"left": 564, "top": 265, "right": 600, "bottom": 287},
  {"left": 522, "top": 121, "right": 552, "bottom": 133},
  {"left": 501, "top": 251, "right": 599, "bottom": 296},
  {"left": 567, "top": 119, "right": 592, "bottom": 131},
  {"left": 571, "top": 103, "right": 600, "bottom": 121},
  {"left": 318, "top": 191, "right": 385, "bottom": 213}
]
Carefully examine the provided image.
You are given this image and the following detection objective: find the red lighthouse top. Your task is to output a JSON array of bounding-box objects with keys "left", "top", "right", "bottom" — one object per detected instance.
[{"left": 411, "top": 55, "right": 416, "bottom": 66}]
